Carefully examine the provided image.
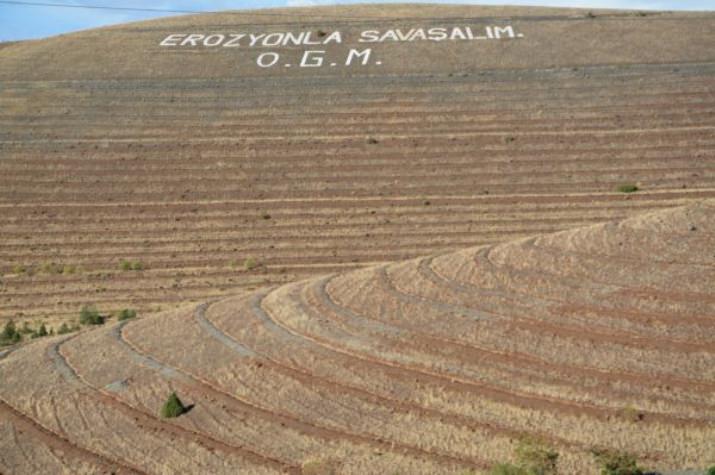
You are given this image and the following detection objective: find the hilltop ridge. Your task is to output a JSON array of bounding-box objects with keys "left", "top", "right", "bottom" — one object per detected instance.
[{"left": 1, "top": 4, "right": 714, "bottom": 80}]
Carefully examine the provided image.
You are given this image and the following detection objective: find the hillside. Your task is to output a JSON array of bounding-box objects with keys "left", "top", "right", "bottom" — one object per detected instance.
[
  {"left": 0, "top": 4, "right": 714, "bottom": 328},
  {"left": 1, "top": 200, "right": 713, "bottom": 474}
]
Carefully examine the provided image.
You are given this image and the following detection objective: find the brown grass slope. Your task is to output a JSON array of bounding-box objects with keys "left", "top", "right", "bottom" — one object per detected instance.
[
  {"left": 0, "top": 201, "right": 713, "bottom": 474},
  {"left": 0, "top": 4, "right": 714, "bottom": 328}
]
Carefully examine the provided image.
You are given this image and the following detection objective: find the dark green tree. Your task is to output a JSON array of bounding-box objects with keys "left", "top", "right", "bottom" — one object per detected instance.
[{"left": 0, "top": 321, "right": 21, "bottom": 345}]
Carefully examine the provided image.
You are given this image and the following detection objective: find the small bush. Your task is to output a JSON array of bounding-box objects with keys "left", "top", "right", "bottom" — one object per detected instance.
[
  {"left": 31, "top": 323, "right": 49, "bottom": 339},
  {"left": 244, "top": 258, "right": 258, "bottom": 271},
  {"left": 58, "top": 322, "right": 80, "bottom": 335},
  {"left": 79, "top": 306, "right": 105, "bottom": 326},
  {"left": 515, "top": 437, "right": 558, "bottom": 475},
  {"left": 40, "top": 262, "right": 65, "bottom": 275},
  {"left": 160, "top": 392, "right": 186, "bottom": 418},
  {"left": 120, "top": 260, "right": 144, "bottom": 271},
  {"left": 0, "top": 321, "right": 21, "bottom": 346},
  {"left": 707, "top": 467, "right": 715, "bottom": 475},
  {"left": 489, "top": 437, "right": 558, "bottom": 475},
  {"left": 12, "top": 265, "right": 26, "bottom": 274},
  {"left": 62, "top": 264, "right": 77, "bottom": 275},
  {"left": 617, "top": 184, "right": 639, "bottom": 193},
  {"left": 117, "top": 309, "right": 137, "bottom": 321},
  {"left": 592, "top": 449, "right": 644, "bottom": 475}
]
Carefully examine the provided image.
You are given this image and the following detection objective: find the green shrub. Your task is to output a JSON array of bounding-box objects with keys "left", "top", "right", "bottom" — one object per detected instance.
[
  {"left": 160, "top": 392, "right": 186, "bottom": 418},
  {"left": 489, "top": 436, "right": 559, "bottom": 475},
  {"left": 244, "top": 258, "right": 258, "bottom": 271},
  {"left": 489, "top": 437, "right": 558, "bottom": 475},
  {"left": 12, "top": 264, "right": 27, "bottom": 274},
  {"left": 707, "top": 467, "right": 715, "bottom": 475},
  {"left": 62, "top": 264, "right": 77, "bottom": 275},
  {"left": 120, "top": 260, "right": 144, "bottom": 271},
  {"left": 0, "top": 321, "right": 21, "bottom": 346},
  {"left": 40, "top": 262, "right": 66, "bottom": 275},
  {"left": 592, "top": 449, "right": 643, "bottom": 475},
  {"left": 79, "top": 306, "right": 105, "bottom": 326},
  {"left": 117, "top": 309, "right": 137, "bottom": 321},
  {"left": 31, "top": 323, "right": 49, "bottom": 339},
  {"left": 515, "top": 437, "right": 558, "bottom": 475},
  {"left": 58, "top": 322, "right": 79, "bottom": 335},
  {"left": 617, "top": 184, "right": 639, "bottom": 193}
]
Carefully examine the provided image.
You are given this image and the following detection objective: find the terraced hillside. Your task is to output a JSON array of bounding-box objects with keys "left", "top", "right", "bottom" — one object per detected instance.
[
  {"left": 1, "top": 5, "right": 714, "bottom": 328},
  {"left": 2, "top": 201, "right": 713, "bottom": 474}
]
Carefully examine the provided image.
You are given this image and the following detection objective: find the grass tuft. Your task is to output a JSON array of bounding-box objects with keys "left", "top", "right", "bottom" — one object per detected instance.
[
  {"left": 117, "top": 309, "right": 137, "bottom": 321},
  {"left": 12, "top": 265, "right": 27, "bottom": 275},
  {"left": 244, "top": 258, "right": 258, "bottom": 271},
  {"left": 617, "top": 184, "right": 639, "bottom": 193}
]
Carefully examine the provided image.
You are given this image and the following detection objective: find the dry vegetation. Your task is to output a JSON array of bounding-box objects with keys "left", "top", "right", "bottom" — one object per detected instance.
[
  {"left": 0, "top": 4, "right": 714, "bottom": 474},
  {"left": 0, "top": 5, "right": 714, "bottom": 329},
  {"left": 1, "top": 200, "right": 713, "bottom": 474}
]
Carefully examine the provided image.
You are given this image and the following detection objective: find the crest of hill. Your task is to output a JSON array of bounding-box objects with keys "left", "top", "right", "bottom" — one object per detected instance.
[
  {"left": 0, "top": 4, "right": 713, "bottom": 80},
  {"left": 0, "top": 200, "right": 713, "bottom": 474}
]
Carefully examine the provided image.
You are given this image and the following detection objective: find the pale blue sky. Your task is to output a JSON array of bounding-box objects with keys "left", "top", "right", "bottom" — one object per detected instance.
[{"left": 0, "top": 0, "right": 713, "bottom": 41}]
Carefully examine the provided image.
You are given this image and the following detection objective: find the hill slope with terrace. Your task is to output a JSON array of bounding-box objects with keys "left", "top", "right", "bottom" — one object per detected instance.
[
  {"left": 1, "top": 200, "right": 713, "bottom": 474},
  {"left": 0, "top": 5, "right": 714, "bottom": 327}
]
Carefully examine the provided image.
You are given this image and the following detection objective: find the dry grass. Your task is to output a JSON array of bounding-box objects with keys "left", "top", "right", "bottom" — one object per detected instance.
[{"left": 1, "top": 4, "right": 714, "bottom": 474}]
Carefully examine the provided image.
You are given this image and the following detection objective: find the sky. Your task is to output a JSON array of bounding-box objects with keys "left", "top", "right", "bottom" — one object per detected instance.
[{"left": 0, "top": 0, "right": 713, "bottom": 41}]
